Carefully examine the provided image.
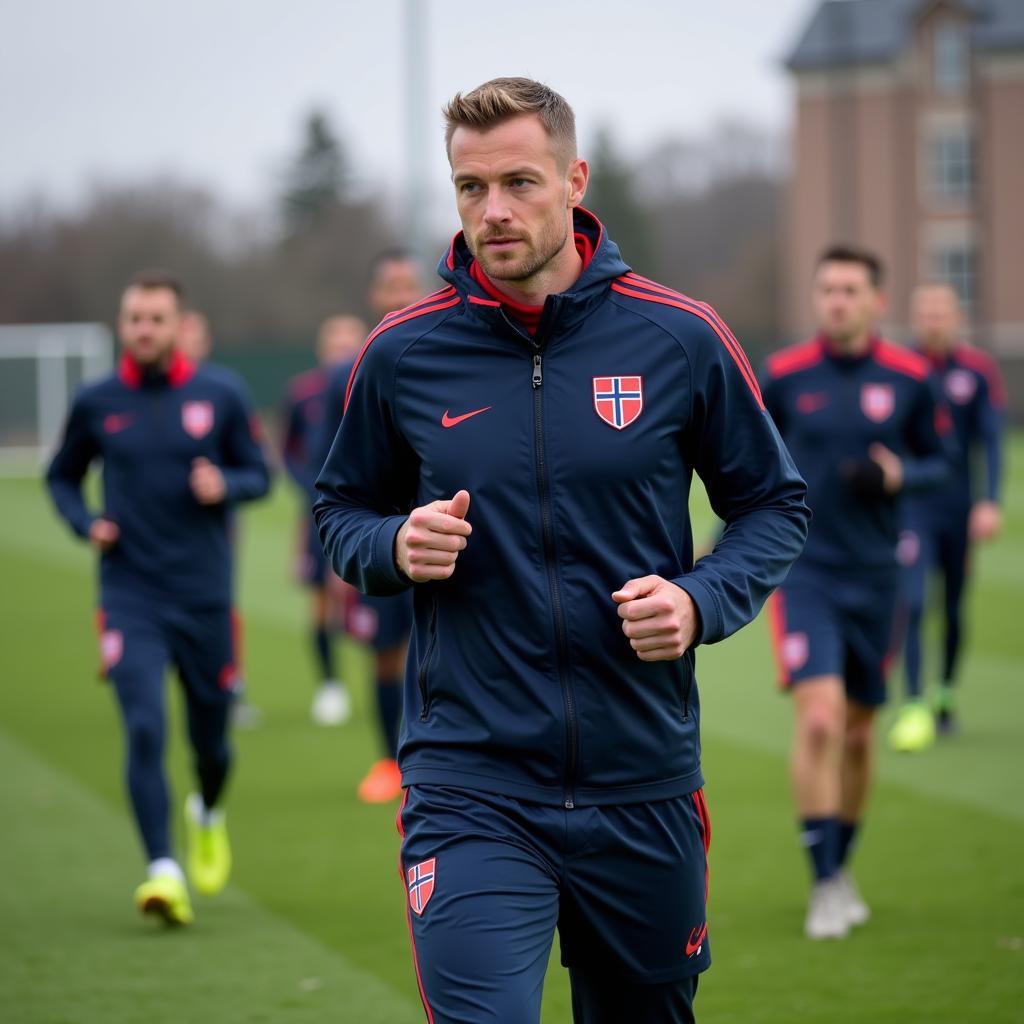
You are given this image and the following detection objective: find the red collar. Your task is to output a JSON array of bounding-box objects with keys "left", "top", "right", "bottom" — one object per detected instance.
[
  {"left": 469, "top": 231, "right": 596, "bottom": 336},
  {"left": 118, "top": 348, "right": 195, "bottom": 389},
  {"left": 819, "top": 333, "right": 880, "bottom": 361}
]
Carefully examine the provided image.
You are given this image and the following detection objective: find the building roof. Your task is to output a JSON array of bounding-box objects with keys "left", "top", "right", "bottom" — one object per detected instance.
[{"left": 786, "top": 0, "right": 1024, "bottom": 71}]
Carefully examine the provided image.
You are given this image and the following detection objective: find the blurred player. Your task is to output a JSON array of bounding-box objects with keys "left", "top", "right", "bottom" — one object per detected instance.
[
  {"left": 178, "top": 309, "right": 213, "bottom": 364},
  {"left": 888, "top": 283, "right": 1006, "bottom": 750},
  {"left": 762, "top": 247, "right": 952, "bottom": 939},
  {"left": 316, "top": 77, "right": 809, "bottom": 1022},
  {"left": 46, "top": 270, "right": 271, "bottom": 926},
  {"left": 281, "top": 315, "right": 366, "bottom": 724},
  {"left": 177, "top": 307, "right": 261, "bottom": 729},
  {"left": 316, "top": 252, "right": 423, "bottom": 802}
]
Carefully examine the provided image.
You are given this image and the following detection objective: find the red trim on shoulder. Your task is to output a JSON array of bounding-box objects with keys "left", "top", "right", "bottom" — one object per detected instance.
[
  {"left": 468, "top": 295, "right": 501, "bottom": 307},
  {"left": 610, "top": 279, "right": 765, "bottom": 410},
  {"left": 622, "top": 274, "right": 762, "bottom": 395},
  {"left": 379, "top": 286, "right": 457, "bottom": 327},
  {"left": 765, "top": 338, "right": 825, "bottom": 379},
  {"left": 872, "top": 339, "right": 929, "bottom": 381},
  {"left": 953, "top": 344, "right": 1007, "bottom": 408},
  {"left": 344, "top": 293, "right": 462, "bottom": 412}
]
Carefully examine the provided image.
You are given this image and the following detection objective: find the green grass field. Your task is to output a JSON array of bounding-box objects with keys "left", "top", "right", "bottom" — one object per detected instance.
[{"left": 2, "top": 440, "right": 1023, "bottom": 1023}]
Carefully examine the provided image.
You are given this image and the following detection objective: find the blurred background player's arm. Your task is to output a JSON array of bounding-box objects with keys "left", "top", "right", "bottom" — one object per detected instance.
[
  {"left": 971, "top": 352, "right": 1008, "bottom": 541},
  {"left": 280, "top": 387, "right": 317, "bottom": 498},
  {"left": 45, "top": 390, "right": 104, "bottom": 541},
  {"left": 217, "top": 387, "right": 272, "bottom": 503},
  {"left": 896, "top": 377, "right": 957, "bottom": 494}
]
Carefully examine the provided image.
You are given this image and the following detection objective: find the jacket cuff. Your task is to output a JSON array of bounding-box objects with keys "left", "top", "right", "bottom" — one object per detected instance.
[
  {"left": 670, "top": 573, "right": 721, "bottom": 647},
  {"left": 370, "top": 514, "right": 413, "bottom": 592}
]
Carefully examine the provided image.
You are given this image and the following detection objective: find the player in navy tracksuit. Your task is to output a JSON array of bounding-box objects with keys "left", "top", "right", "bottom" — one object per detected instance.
[
  {"left": 888, "top": 282, "right": 1007, "bottom": 750},
  {"left": 761, "top": 247, "right": 953, "bottom": 941},
  {"left": 46, "top": 270, "right": 271, "bottom": 926},
  {"left": 281, "top": 315, "right": 366, "bottom": 726},
  {"left": 315, "top": 79, "right": 809, "bottom": 1023},
  {"left": 314, "top": 251, "right": 423, "bottom": 804}
]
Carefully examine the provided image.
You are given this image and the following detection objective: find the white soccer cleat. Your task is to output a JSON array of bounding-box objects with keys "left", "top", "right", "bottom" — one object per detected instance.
[
  {"left": 311, "top": 681, "right": 352, "bottom": 726},
  {"left": 835, "top": 869, "right": 870, "bottom": 927},
  {"left": 805, "top": 877, "right": 850, "bottom": 940}
]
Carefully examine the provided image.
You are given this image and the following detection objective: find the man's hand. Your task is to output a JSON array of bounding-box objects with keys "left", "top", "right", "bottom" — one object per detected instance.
[
  {"left": 612, "top": 575, "right": 699, "bottom": 662},
  {"left": 190, "top": 457, "right": 227, "bottom": 505},
  {"left": 969, "top": 499, "right": 1002, "bottom": 542},
  {"left": 868, "top": 443, "right": 903, "bottom": 494},
  {"left": 396, "top": 490, "right": 472, "bottom": 582},
  {"left": 89, "top": 518, "right": 120, "bottom": 551}
]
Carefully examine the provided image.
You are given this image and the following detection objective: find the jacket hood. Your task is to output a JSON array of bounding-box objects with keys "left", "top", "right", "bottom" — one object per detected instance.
[{"left": 437, "top": 207, "right": 630, "bottom": 334}]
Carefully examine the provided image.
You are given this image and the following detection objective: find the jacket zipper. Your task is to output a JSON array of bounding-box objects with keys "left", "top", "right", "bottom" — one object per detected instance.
[
  {"left": 530, "top": 346, "right": 579, "bottom": 809},
  {"left": 417, "top": 594, "right": 438, "bottom": 720}
]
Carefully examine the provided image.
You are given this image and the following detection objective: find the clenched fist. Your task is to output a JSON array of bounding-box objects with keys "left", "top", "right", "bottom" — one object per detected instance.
[
  {"left": 396, "top": 490, "right": 472, "bottom": 582},
  {"left": 89, "top": 517, "right": 120, "bottom": 552},
  {"left": 190, "top": 457, "right": 226, "bottom": 505},
  {"left": 612, "top": 575, "right": 699, "bottom": 662}
]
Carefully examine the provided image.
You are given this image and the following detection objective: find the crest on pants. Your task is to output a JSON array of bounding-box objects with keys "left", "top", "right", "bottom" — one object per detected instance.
[
  {"left": 100, "top": 629, "right": 123, "bottom": 671},
  {"left": 860, "top": 383, "right": 894, "bottom": 423},
  {"left": 408, "top": 858, "right": 436, "bottom": 915},
  {"left": 182, "top": 400, "right": 215, "bottom": 439},
  {"left": 782, "top": 632, "right": 808, "bottom": 672},
  {"left": 593, "top": 376, "right": 643, "bottom": 430}
]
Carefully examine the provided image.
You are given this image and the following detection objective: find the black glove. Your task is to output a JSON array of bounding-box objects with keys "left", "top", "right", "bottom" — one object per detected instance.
[{"left": 841, "top": 457, "right": 887, "bottom": 499}]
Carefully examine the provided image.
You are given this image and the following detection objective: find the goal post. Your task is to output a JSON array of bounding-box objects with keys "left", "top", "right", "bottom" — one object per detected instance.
[{"left": 0, "top": 323, "right": 114, "bottom": 474}]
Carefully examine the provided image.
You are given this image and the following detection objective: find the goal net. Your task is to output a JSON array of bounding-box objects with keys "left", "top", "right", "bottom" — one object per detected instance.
[{"left": 0, "top": 323, "right": 114, "bottom": 474}]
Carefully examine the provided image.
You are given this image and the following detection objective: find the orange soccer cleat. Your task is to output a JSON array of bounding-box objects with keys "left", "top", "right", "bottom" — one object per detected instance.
[{"left": 357, "top": 758, "right": 403, "bottom": 804}]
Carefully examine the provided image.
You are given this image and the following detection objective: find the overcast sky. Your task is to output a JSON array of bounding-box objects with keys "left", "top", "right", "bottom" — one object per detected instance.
[{"left": 2, "top": 0, "right": 815, "bottom": 215}]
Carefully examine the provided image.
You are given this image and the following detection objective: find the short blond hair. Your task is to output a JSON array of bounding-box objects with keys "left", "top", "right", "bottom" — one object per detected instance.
[{"left": 443, "top": 77, "right": 577, "bottom": 167}]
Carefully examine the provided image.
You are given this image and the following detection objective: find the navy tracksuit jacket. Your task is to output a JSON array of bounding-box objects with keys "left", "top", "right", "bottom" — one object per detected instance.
[
  {"left": 761, "top": 335, "right": 954, "bottom": 576},
  {"left": 909, "top": 343, "right": 1005, "bottom": 517},
  {"left": 47, "top": 351, "right": 271, "bottom": 609},
  {"left": 315, "top": 209, "right": 810, "bottom": 809}
]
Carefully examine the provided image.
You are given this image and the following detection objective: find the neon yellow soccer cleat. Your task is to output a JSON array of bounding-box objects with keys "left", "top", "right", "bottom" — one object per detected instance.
[
  {"left": 185, "top": 794, "right": 232, "bottom": 896},
  {"left": 134, "top": 874, "right": 194, "bottom": 926},
  {"left": 888, "top": 701, "right": 936, "bottom": 753}
]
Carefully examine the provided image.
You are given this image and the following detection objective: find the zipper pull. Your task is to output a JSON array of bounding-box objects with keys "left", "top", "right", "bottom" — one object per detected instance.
[{"left": 532, "top": 353, "right": 543, "bottom": 388}]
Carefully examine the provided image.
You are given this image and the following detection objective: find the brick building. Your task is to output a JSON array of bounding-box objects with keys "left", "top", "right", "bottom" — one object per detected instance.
[{"left": 784, "top": 0, "right": 1024, "bottom": 384}]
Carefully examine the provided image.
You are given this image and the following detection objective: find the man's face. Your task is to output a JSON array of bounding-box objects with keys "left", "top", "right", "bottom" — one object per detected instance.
[
  {"left": 450, "top": 114, "right": 579, "bottom": 285},
  {"left": 812, "top": 260, "right": 884, "bottom": 344},
  {"left": 318, "top": 316, "right": 366, "bottom": 365},
  {"left": 118, "top": 286, "right": 180, "bottom": 366},
  {"left": 911, "top": 284, "right": 960, "bottom": 350},
  {"left": 369, "top": 260, "right": 422, "bottom": 318}
]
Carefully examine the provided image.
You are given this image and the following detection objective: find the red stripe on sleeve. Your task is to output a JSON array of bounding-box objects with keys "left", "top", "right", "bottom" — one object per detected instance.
[
  {"left": 344, "top": 294, "right": 462, "bottom": 412},
  {"left": 610, "top": 282, "right": 765, "bottom": 410}
]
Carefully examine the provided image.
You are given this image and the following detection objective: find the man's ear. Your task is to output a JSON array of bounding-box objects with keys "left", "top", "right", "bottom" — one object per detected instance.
[{"left": 567, "top": 158, "right": 589, "bottom": 208}]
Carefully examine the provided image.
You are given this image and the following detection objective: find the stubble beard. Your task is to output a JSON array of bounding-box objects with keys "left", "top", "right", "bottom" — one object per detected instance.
[{"left": 473, "top": 220, "right": 569, "bottom": 285}]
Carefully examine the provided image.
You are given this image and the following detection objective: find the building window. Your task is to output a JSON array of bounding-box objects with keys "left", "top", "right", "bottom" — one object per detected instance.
[
  {"left": 928, "top": 129, "right": 973, "bottom": 200},
  {"left": 932, "top": 245, "right": 978, "bottom": 320},
  {"left": 935, "top": 22, "right": 968, "bottom": 93}
]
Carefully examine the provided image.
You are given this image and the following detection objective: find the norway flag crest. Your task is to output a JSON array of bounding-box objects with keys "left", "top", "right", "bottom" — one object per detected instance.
[
  {"left": 593, "top": 376, "right": 643, "bottom": 430},
  {"left": 407, "top": 858, "right": 436, "bottom": 916},
  {"left": 182, "top": 400, "right": 214, "bottom": 439},
  {"left": 861, "top": 384, "right": 894, "bottom": 423}
]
